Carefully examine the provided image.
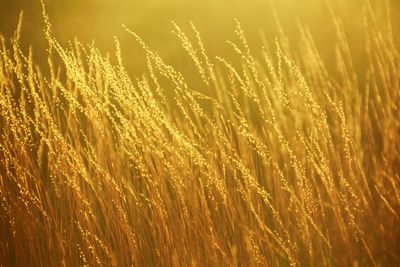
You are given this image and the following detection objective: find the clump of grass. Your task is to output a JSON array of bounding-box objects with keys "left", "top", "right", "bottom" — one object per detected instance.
[{"left": 0, "top": 2, "right": 399, "bottom": 266}]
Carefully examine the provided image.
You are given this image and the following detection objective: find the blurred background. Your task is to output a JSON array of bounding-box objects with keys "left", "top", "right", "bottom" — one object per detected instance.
[{"left": 0, "top": 0, "right": 399, "bottom": 75}]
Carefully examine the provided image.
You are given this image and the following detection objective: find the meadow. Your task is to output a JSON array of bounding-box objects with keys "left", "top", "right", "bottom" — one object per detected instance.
[{"left": 0, "top": 0, "right": 399, "bottom": 266}]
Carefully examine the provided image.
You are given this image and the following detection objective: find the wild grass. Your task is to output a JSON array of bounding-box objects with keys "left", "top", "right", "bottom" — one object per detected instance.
[{"left": 0, "top": 1, "right": 399, "bottom": 266}]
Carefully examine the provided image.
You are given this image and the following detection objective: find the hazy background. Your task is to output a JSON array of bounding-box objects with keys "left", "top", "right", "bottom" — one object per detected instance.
[{"left": 1, "top": 0, "right": 399, "bottom": 76}]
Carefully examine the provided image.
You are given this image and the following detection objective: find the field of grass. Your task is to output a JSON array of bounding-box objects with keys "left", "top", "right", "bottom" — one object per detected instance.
[{"left": 0, "top": 0, "right": 399, "bottom": 266}]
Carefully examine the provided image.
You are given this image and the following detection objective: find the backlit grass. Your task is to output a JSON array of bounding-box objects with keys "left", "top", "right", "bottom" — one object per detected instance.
[{"left": 0, "top": 1, "right": 399, "bottom": 266}]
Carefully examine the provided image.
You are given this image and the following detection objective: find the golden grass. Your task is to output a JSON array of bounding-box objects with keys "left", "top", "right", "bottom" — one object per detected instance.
[{"left": 0, "top": 1, "right": 399, "bottom": 266}]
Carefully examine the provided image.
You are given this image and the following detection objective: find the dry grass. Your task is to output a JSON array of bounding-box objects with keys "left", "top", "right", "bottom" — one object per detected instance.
[{"left": 0, "top": 1, "right": 399, "bottom": 266}]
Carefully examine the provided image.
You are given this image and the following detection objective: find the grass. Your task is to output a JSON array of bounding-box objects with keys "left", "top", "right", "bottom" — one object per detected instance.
[{"left": 0, "top": 1, "right": 399, "bottom": 266}]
